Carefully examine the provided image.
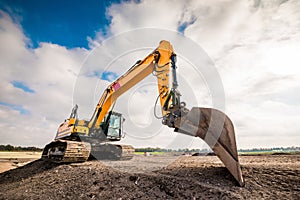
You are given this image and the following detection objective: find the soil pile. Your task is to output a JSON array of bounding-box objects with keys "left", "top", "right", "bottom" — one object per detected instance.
[{"left": 0, "top": 155, "right": 299, "bottom": 199}]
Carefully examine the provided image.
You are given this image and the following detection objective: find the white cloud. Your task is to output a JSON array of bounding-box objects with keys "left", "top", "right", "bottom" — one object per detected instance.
[
  {"left": 107, "top": 1, "right": 182, "bottom": 33},
  {"left": 1, "top": 0, "right": 300, "bottom": 149},
  {"left": 0, "top": 11, "right": 88, "bottom": 146},
  {"left": 91, "top": 0, "right": 300, "bottom": 149}
]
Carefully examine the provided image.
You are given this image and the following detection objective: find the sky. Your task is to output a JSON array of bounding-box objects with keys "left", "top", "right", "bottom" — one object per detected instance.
[{"left": 0, "top": 0, "right": 299, "bottom": 149}]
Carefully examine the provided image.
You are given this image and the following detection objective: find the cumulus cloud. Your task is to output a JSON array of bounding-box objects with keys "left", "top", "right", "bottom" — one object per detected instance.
[
  {"left": 0, "top": 11, "right": 88, "bottom": 146},
  {"left": 90, "top": 0, "right": 300, "bottom": 149},
  {"left": 1, "top": 0, "right": 300, "bottom": 149}
]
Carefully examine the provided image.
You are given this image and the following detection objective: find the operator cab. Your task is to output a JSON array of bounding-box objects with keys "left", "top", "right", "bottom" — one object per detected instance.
[{"left": 102, "top": 111, "right": 124, "bottom": 141}]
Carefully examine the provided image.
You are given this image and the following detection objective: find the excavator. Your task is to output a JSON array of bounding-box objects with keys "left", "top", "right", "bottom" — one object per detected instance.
[{"left": 42, "top": 40, "right": 244, "bottom": 186}]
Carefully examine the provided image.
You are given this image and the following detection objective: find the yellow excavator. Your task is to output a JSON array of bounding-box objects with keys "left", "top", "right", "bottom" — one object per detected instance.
[{"left": 42, "top": 40, "right": 244, "bottom": 186}]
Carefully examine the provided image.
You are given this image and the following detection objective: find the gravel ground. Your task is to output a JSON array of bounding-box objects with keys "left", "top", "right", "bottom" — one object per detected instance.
[{"left": 0, "top": 154, "right": 299, "bottom": 199}]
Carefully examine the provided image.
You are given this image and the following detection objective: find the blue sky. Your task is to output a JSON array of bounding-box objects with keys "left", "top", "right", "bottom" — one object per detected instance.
[
  {"left": 0, "top": 102, "right": 30, "bottom": 115},
  {"left": 12, "top": 81, "right": 35, "bottom": 93},
  {"left": 0, "top": 0, "right": 120, "bottom": 117},
  {"left": 0, "top": 0, "right": 122, "bottom": 49},
  {"left": 0, "top": 0, "right": 299, "bottom": 148}
]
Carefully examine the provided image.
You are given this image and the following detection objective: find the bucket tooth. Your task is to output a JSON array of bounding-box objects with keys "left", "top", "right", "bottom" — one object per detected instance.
[{"left": 174, "top": 107, "right": 244, "bottom": 186}]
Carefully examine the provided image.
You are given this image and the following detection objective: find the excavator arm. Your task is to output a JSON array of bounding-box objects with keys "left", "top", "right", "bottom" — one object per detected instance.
[
  {"left": 86, "top": 40, "right": 244, "bottom": 186},
  {"left": 88, "top": 40, "right": 175, "bottom": 130}
]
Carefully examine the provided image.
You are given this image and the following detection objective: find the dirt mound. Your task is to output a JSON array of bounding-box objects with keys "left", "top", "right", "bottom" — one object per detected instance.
[{"left": 0, "top": 155, "right": 299, "bottom": 199}]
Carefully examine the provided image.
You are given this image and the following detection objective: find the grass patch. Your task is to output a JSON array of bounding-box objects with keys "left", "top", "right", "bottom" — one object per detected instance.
[{"left": 239, "top": 151, "right": 300, "bottom": 156}]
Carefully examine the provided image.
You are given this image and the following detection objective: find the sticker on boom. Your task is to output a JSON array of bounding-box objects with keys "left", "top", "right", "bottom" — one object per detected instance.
[{"left": 113, "top": 82, "right": 120, "bottom": 91}]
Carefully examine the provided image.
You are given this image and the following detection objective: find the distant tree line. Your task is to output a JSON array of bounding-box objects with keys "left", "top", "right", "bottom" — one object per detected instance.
[
  {"left": 135, "top": 146, "right": 300, "bottom": 153},
  {"left": 1, "top": 144, "right": 298, "bottom": 153},
  {"left": 135, "top": 147, "right": 172, "bottom": 152},
  {"left": 0, "top": 144, "right": 43, "bottom": 151},
  {"left": 135, "top": 147, "right": 212, "bottom": 153},
  {"left": 238, "top": 146, "right": 300, "bottom": 152}
]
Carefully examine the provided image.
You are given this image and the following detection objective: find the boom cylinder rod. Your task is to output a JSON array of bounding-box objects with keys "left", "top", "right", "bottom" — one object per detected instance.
[
  {"left": 171, "top": 54, "right": 178, "bottom": 89},
  {"left": 170, "top": 53, "right": 181, "bottom": 106}
]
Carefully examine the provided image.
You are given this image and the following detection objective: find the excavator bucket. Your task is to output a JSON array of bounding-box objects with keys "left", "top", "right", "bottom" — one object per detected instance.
[{"left": 174, "top": 107, "right": 244, "bottom": 186}]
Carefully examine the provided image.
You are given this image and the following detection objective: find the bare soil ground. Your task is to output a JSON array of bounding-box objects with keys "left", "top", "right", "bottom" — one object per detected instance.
[
  {"left": 0, "top": 154, "right": 299, "bottom": 199},
  {"left": 0, "top": 152, "right": 41, "bottom": 173}
]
